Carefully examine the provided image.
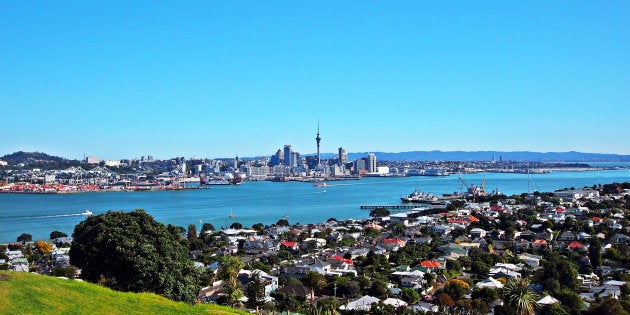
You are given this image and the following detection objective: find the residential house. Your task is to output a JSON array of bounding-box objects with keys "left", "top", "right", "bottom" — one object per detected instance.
[
  {"left": 431, "top": 224, "right": 453, "bottom": 236},
  {"left": 568, "top": 241, "right": 586, "bottom": 251},
  {"left": 531, "top": 239, "right": 548, "bottom": 250},
  {"left": 470, "top": 228, "right": 487, "bottom": 238},
  {"left": 535, "top": 229, "right": 554, "bottom": 241},
  {"left": 300, "top": 238, "right": 326, "bottom": 250},
  {"left": 383, "top": 298, "right": 408, "bottom": 308},
  {"left": 390, "top": 212, "right": 417, "bottom": 226},
  {"left": 475, "top": 277, "right": 504, "bottom": 289},
  {"left": 513, "top": 240, "right": 530, "bottom": 252},
  {"left": 381, "top": 238, "right": 407, "bottom": 252},
  {"left": 340, "top": 295, "right": 380, "bottom": 311},
  {"left": 295, "top": 259, "right": 332, "bottom": 275},
  {"left": 237, "top": 269, "right": 279, "bottom": 300},
  {"left": 438, "top": 243, "right": 468, "bottom": 257},
  {"left": 489, "top": 263, "right": 522, "bottom": 279},
  {"left": 518, "top": 253, "right": 542, "bottom": 267},
  {"left": 558, "top": 231, "right": 576, "bottom": 242},
  {"left": 280, "top": 241, "right": 299, "bottom": 251}
]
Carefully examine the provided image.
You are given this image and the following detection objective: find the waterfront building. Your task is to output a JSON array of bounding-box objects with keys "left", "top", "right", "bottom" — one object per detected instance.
[
  {"left": 354, "top": 159, "right": 366, "bottom": 174},
  {"left": 339, "top": 147, "right": 348, "bottom": 166},
  {"left": 366, "top": 153, "right": 377, "bottom": 173},
  {"left": 283, "top": 145, "right": 295, "bottom": 167}
]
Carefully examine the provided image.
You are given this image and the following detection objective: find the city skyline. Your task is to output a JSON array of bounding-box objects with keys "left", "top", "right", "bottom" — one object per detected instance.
[{"left": 2, "top": 2, "right": 629, "bottom": 160}]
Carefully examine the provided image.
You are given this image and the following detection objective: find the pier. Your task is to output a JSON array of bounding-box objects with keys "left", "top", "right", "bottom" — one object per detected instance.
[{"left": 360, "top": 204, "right": 447, "bottom": 212}]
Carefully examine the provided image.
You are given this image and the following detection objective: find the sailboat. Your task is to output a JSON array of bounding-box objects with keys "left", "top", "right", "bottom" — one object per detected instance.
[{"left": 229, "top": 210, "right": 236, "bottom": 218}]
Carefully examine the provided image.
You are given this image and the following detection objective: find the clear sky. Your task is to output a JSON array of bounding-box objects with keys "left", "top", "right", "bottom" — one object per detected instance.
[{"left": 1, "top": 1, "right": 629, "bottom": 160}]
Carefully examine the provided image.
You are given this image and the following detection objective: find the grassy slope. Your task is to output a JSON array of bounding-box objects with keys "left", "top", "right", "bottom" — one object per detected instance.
[{"left": 0, "top": 271, "right": 247, "bottom": 315}]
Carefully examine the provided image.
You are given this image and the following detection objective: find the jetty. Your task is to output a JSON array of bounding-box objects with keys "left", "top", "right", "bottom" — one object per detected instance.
[{"left": 360, "top": 204, "right": 447, "bottom": 212}]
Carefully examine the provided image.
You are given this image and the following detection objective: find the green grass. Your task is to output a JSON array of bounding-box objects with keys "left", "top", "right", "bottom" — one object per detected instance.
[{"left": 0, "top": 271, "right": 248, "bottom": 315}]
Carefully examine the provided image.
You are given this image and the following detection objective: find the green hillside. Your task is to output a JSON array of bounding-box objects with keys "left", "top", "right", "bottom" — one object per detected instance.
[{"left": 0, "top": 271, "right": 247, "bottom": 315}]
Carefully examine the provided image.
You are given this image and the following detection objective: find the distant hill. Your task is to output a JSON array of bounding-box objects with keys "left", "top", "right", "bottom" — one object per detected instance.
[
  {"left": 343, "top": 150, "right": 630, "bottom": 162},
  {"left": 0, "top": 271, "right": 246, "bottom": 315},
  {"left": 0, "top": 151, "right": 84, "bottom": 169},
  {"left": 1, "top": 151, "right": 69, "bottom": 164}
]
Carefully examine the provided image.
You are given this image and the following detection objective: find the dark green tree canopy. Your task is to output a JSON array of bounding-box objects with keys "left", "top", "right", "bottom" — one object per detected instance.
[
  {"left": 369, "top": 207, "right": 390, "bottom": 217},
  {"left": 69, "top": 209, "right": 200, "bottom": 304},
  {"left": 17, "top": 233, "right": 32, "bottom": 243},
  {"left": 50, "top": 231, "right": 68, "bottom": 239}
]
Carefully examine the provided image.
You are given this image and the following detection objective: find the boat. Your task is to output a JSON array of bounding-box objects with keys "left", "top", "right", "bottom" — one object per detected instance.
[
  {"left": 400, "top": 190, "right": 439, "bottom": 203},
  {"left": 81, "top": 210, "right": 93, "bottom": 216},
  {"left": 229, "top": 210, "right": 236, "bottom": 218},
  {"left": 200, "top": 175, "right": 231, "bottom": 185},
  {"left": 313, "top": 182, "right": 327, "bottom": 187}
]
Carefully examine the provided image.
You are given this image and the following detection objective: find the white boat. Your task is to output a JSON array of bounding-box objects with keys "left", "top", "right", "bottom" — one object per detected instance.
[
  {"left": 229, "top": 210, "right": 236, "bottom": 218},
  {"left": 81, "top": 210, "right": 93, "bottom": 216}
]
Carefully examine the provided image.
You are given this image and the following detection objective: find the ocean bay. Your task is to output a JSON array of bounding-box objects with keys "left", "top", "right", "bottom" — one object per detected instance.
[{"left": 1, "top": 169, "right": 629, "bottom": 243}]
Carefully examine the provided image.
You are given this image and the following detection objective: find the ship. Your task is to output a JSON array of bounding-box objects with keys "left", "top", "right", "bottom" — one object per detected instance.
[
  {"left": 313, "top": 183, "right": 327, "bottom": 187},
  {"left": 200, "top": 174, "right": 231, "bottom": 186},
  {"left": 400, "top": 190, "right": 439, "bottom": 203}
]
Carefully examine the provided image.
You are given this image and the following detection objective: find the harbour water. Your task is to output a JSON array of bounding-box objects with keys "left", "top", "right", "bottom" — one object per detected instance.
[{"left": 1, "top": 169, "right": 629, "bottom": 243}]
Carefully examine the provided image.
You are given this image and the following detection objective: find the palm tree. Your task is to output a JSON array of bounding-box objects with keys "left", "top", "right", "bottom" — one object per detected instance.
[{"left": 504, "top": 278, "right": 539, "bottom": 315}]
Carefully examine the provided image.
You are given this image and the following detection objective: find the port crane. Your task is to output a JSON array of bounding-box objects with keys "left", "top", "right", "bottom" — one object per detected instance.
[{"left": 458, "top": 175, "right": 487, "bottom": 202}]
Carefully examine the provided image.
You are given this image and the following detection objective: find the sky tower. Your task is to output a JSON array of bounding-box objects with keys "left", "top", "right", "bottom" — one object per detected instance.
[{"left": 316, "top": 122, "right": 321, "bottom": 165}]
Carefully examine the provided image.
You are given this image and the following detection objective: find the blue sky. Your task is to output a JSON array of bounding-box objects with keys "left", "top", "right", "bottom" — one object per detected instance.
[{"left": 1, "top": 1, "right": 628, "bottom": 160}]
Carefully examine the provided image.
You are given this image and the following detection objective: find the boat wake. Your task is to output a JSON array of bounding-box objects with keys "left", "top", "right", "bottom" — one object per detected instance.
[
  {"left": 1, "top": 213, "right": 84, "bottom": 220},
  {"left": 40, "top": 213, "right": 84, "bottom": 218}
]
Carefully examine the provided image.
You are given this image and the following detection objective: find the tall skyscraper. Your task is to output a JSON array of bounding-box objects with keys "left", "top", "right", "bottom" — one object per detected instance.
[
  {"left": 316, "top": 122, "right": 321, "bottom": 165},
  {"left": 283, "top": 145, "right": 294, "bottom": 167},
  {"left": 338, "top": 147, "right": 348, "bottom": 166},
  {"left": 366, "top": 153, "right": 377, "bottom": 173}
]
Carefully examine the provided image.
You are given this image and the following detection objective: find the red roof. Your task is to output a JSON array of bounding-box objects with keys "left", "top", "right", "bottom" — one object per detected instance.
[
  {"left": 280, "top": 241, "right": 297, "bottom": 247},
  {"left": 332, "top": 255, "right": 354, "bottom": 264},
  {"left": 533, "top": 239, "right": 548, "bottom": 246},
  {"left": 568, "top": 241, "right": 584, "bottom": 249},
  {"left": 383, "top": 238, "right": 405, "bottom": 244},
  {"left": 467, "top": 215, "right": 479, "bottom": 223},
  {"left": 592, "top": 217, "right": 603, "bottom": 222},
  {"left": 490, "top": 206, "right": 504, "bottom": 211},
  {"left": 420, "top": 260, "right": 442, "bottom": 268}
]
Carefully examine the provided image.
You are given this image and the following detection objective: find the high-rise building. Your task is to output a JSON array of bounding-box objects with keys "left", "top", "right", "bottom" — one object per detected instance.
[
  {"left": 366, "top": 153, "right": 377, "bottom": 173},
  {"left": 270, "top": 149, "right": 283, "bottom": 167},
  {"left": 354, "top": 159, "right": 366, "bottom": 174},
  {"left": 283, "top": 145, "right": 294, "bottom": 167},
  {"left": 338, "top": 147, "right": 348, "bottom": 166}
]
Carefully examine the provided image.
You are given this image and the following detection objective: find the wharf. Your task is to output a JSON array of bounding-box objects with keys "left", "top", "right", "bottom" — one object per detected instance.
[{"left": 360, "top": 204, "right": 447, "bottom": 212}]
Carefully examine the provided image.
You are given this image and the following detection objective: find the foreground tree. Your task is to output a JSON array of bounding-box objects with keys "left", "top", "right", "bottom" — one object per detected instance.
[
  {"left": 69, "top": 209, "right": 200, "bottom": 304},
  {"left": 504, "top": 278, "right": 539, "bottom": 315},
  {"left": 218, "top": 255, "right": 244, "bottom": 306},
  {"left": 245, "top": 270, "right": 266, "bottom": 310},
  {"left": 17, "top": 233, "right": 32, "bottom": 243}
]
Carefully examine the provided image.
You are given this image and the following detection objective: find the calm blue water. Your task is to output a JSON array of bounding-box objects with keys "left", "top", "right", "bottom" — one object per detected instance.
[{"left": 1, "top": 169, "right": 629, "bottom": 243}]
